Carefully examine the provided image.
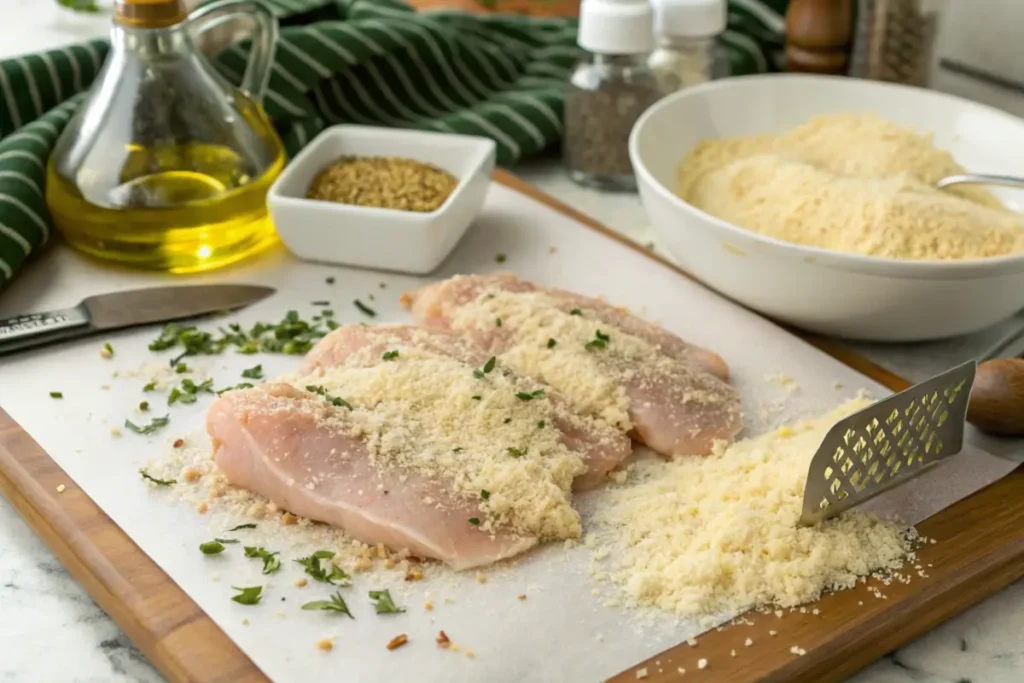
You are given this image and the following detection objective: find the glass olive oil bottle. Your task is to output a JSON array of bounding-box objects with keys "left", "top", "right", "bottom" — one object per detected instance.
[{"left": 46, "top": 0, "right": 286, "bottom": 273}]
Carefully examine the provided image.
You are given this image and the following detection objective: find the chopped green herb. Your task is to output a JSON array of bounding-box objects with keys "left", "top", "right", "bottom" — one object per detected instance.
[
  {"left": 471, "top": 395, "right": 482, "bottom": 401},
  {"left": 515, "top": 389, "right": 545, "bottom": 401},
  {"left": 295, "top": 551, "right": 350, "bottom": 585},
  {"left": 149, "top": 311, "right": 338, "bottom": 361},
  {"left": 142, "top": 381, "right": 157, "bottom": 392},
  {"left": 302, "top": 591, "right": 354, "bottom": 618},
  {"left": 495, "top": 317, "right": 502, "bottom": 327},
  {"left": 174, "top": 362, "right": 189, "bottom": 374},
  {"left": 241, "top": 364, "right": 264, "bottom": 379},
  {"left": 382, "top": 350, "right": 399, "bottom": 361},
  {"left": 231, "top": 585, "right": 263, "bottom": 605},
  {"left": 243, "top": 546, "right": 281, "bottom": 574},
  {"left": 495, "top": 253, "right": 507, "bottom": 263},
  {"left": 473, "top": 369, "right": 485, "bottom": 380},
  {"left": 215, "top": 538, "right": 239, "bottom": 544},
  {"left": 227, "top": 523, "right": 257, "bottom": 531},
  {"left": 547, "top": 338, "right": 557, "bottom": 349},
  {"left": 507, "top": 447, "right": 525, "bottom": 458},
  {"left": 311, "top": 300, "right": 330, "bottom": 306},
  {"left": 126, "top": 416, "right": 169, "bottom": 435},
  {"left": 102, "top": 342, "right": 114, "bottom": 358},
  {"left": 473, "top": 355, "right": 497, "bottom": 379},
  {"left": 537, "top": 420, "right": 545, "bottom": 429},
  {"left": 368, "top": 589, "right": 405, "bottom": 614},
  {"left": 168, "top": 378, "right": 215, "bottom": 406},
  {"left": 585, "top": 330, "right": 610, "bottom": 352},
  {"left": 326, "top": 276, "right": 336, "bottom": 284},
  {"left": 200, "top": 541, "right": 226, "bottom": 555},
  {"left": 139, "top": 468, "right": 175, "bottom": 486},
  {"left": 452, "top": 447, "right": 464, "bottom": 453},
  {"left": 354, "top": 300, "right": 376, "bottom": 317},
  {"left": 216, "top": 382, "right": 254, "bottom": 395},
  {"left": 503, "top": 417, "right": 512, "bottom": 424},
  {"left": 305, "top": 385, "right": 353, "bottom": 410},
  {"left": 480, "top": 490, "right": 490, "bottom": 500},
  {"left": 570, "top": 308, "right": 582, "bottom": 316},
  {"left": 139, "top": 401, "right": 149, "bottom": 412},
  {"left": 49, "top": 391, "right": 63, "bottom": 399},
  {"left": 468, "top": 517, "right": 481, "bottom": 526}
]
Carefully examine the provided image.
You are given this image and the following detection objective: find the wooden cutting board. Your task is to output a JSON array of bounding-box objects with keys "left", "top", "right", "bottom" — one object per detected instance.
[{"left": 0, "top": 172, "right": 1022, "bottom": 683}]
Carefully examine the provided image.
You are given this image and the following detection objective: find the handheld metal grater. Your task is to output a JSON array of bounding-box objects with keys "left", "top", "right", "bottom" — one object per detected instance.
[{"left": 800, "top": 361, "right": 976, "bottom": 526}]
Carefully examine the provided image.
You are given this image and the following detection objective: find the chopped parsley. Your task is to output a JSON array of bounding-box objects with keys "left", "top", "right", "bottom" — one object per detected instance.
[
  {"left": 452, "top": 447, "right": 465, "bottom": 453},
  {"left": 547, "top": 338, "right": 557, "bottom": 349},
  {"left": 231, "top": 585, "right": 263, "bottom": 605},
  {"left": 353, "top": 299, "right": 376, "bottom": 317},
  {"left": 216, "top": 382, "right": 254, "bottom": 395},
  {"left": 49, "top": 391, "right": 63, "bottom": 399},
  {"left": 326, "top": 276, "right": 336, "bottom": 284},
  {"left": 241, "top": 364, "right": 264, "bottom": 379},
  {"left": 174, "top": 362, "right": 190, "bottom": 374},
  {"left": 495, "top": 317, "right": 502, "bottom": 327},
  {"left": 243, "top": 546, "right": 281, "bottom": 574},
  {"left": 305, "top": 385, "right": 352, "bottom": 410},
  {"left": 295, "top": 550, "right": 350, "bottom": 585},
  {"left": 168, "top": 378, "right": 215, "bottom": 406},
  {"left": 139, "top": 401, "right": 149, "bottom": 412},
  {"left": 311, "top": 300, "right": 330, "bottom": 306},
  {"left": 468, "top": 517, "right": 481, "bottom": 526},
  {"left": 503, "top": 417, "right": 512, "bottom": 424},
  {"left": 126, "top": 416, "right": 169, "bottom": 435},
  {"left": 139, "top": 468, "right": 175, "bottom": 486},
  {"left": 382, "top": 350, "right": 399, "bottom": 361},
  {"left": 302, "top": 591, "right": 354, "bottom": 618},
  {"left": 102, "top": 342, "right": 114, "bottom": 358},
  {"left": 585, "top": 330, "right": 611, "bottom": 351},
  {"left": 142, "top": 381, "right": 157, "bottom": 392},
  {"left": 507, "top": 447, "right": 525, "bottom": 458},
  {"left": 480, "top": 489, "right": 490, "bottom": 500},
  {"left": 537, "top": 420, "right": 545, "bottom": 429},
  {"left": 368, "top": 589, "right": 405, "bottom": 614},
  {"left": 199, "top": 541, "right": 227, "bottom": 555},
  {"left": 471, "top": 395, "right": 482, "bottom": 401},
  {"left": 473, "top": 356, "right": 496, "bottom": 379},
  {"left": 570, "top": 308, "right": 582, "bottom": 316},
  {"left": 227, "top": 523, "right": 257, "bottom": 531},
  {"left": 495, "top": 253, "right": 506, "bottom": 263},
  {"left": 515, "top": 389, "right": 545, "bottom": 401}
]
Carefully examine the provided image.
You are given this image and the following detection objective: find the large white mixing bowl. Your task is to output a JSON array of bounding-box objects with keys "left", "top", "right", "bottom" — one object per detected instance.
[{"left": 630, "top": 74, "right": 1024, "bottom": 341}]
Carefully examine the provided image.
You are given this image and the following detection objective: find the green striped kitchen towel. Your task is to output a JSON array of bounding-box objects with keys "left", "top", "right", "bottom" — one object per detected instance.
[{"left": 0, "top": 0, "right": 784, "bottom": 287}]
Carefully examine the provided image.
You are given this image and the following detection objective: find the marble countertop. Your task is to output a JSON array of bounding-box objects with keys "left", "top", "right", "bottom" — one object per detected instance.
[{"left": 1, "top": 5, "right": 1023, "bottom": 682}]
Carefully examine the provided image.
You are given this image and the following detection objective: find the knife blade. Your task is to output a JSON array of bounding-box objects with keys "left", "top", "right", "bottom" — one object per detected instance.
[{"left": 0, "top": 284, "right": 275, "bottom": 356}]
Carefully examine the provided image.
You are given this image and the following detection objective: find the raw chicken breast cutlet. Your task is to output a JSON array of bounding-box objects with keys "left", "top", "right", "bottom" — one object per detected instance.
[
  {"left": 402, "top": 273, "right": 741, "bottom": 457},
  {"left": 208, "top": 325, "right": 631, "bottom": 570}
]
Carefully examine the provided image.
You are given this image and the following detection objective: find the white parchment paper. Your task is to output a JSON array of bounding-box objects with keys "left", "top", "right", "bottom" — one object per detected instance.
[{"left": 0, "top": 184, "right": 1018, "bottom": 682}]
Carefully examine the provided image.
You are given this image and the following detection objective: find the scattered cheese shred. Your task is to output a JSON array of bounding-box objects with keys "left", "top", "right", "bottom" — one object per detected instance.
[{"left": 589, "top": 399, "right": 917, "bottom": 624}]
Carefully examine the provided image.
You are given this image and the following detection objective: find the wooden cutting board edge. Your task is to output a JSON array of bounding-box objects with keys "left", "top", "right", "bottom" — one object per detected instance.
[{"left": 0, "top": 170, "right": 1020, "bottom": 683}]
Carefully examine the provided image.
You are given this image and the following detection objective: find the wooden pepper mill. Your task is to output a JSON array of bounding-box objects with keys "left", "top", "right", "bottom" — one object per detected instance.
[{"left": 785, "top": 0, "right": 854, "bottom": 75}]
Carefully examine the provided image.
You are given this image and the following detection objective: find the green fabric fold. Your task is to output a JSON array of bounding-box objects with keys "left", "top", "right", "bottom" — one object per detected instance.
[{"left": 0, "top": 0, "right": 784, "bottom": 287}]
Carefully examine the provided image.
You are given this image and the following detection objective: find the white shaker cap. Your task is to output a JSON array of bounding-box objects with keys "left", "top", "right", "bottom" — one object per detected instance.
[
  {"left": 652, "top": 0, "right": 727, "bottom": 38},
  {"left": 578, "top": 0, "right": 655, "bottom": 54}
]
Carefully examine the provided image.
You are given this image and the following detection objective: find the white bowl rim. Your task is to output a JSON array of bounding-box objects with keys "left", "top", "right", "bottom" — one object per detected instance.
[
  {"left": 629, "top": 73, "right": 1024, "bottom": 281},
  {"left": 268, "top": 124, "right": 496, "bottom": 222}
]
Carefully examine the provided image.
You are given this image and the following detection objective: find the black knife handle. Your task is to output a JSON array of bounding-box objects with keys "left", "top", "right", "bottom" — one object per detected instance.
[{"left": 0, "top": 306, "right": 93, "bottom": 356}]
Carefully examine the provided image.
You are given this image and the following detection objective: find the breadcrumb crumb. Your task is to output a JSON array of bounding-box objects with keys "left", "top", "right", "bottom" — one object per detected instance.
[
  {"left": 317, "top": 638, "right": 334, "bottom": 652},
  {"left": 55, "top": 484, "right": 66, "bottom": 493},
  {"left": 697, "top": 658, "right": 708, "bottom": 670}
]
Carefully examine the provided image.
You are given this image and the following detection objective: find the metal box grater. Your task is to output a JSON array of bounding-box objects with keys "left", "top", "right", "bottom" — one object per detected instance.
[{"left": 800, "top": 361, "right": 976, "bottom": 526}]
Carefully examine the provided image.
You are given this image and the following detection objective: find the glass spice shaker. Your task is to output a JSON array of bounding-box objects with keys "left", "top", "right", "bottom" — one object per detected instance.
[
  {"left": 648, "top": 0, "right": 729, "bottom": 94},
  {"left": 564, "top": 0, "right": 660, "bottom": 191}
]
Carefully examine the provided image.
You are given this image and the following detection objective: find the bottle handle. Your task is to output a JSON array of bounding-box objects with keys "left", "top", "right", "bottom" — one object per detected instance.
[{"left": 188, "top": 0, "right": 279, "bottom": 105}]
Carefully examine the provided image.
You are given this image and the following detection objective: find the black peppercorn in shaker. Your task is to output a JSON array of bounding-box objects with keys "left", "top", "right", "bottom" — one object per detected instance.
[{"left": 564, "top": 0, "right": 660, "bottom": 191}]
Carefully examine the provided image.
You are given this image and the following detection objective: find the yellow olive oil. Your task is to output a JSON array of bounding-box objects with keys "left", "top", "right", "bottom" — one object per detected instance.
[{"left": 46, "top": 141, "right": 285, "bottom": 273}]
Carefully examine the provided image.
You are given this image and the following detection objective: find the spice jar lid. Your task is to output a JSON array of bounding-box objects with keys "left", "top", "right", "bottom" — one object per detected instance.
[
  {"left": 578, "top": 0, "right": 655, "bottom": 54},
  {"left": 652, "top": 0, "right": 726, "bottom": 38}
]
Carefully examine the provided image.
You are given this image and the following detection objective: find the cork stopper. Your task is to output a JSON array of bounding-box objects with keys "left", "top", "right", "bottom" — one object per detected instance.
[{"left": 115, "top": 0, "right": 187, "bottom": 29}]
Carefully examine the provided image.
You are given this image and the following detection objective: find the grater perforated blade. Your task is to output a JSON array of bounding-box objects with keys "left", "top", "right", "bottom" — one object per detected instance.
[{"left": 799, "top": 361, "right": 976, "bottom": 526}]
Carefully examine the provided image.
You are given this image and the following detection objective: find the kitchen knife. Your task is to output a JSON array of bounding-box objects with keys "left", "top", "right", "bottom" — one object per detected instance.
[{"left": 0, "top": 284, "right": 275, "bottom": 356}]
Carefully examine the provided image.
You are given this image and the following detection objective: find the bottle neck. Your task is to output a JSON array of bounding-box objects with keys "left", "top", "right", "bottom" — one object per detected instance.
[
  {"left": 590, "top": 52, "right": 650, "bottom": 68},
  {"left": 110, "top": 20, "right": 193, "bottom": 58},
  {"left": 656, "top": 34, "right": 716, "bottom": 51}
]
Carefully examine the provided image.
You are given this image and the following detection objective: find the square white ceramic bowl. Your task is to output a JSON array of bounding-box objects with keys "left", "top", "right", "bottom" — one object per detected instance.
[{"left": 268, "top": 125, "right": 496, "bottom": 274}]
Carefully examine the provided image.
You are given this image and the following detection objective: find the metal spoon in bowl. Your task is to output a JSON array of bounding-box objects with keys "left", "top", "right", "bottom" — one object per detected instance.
[{"left": 937, "top": 174, "right": 1024, "bottom": 190}]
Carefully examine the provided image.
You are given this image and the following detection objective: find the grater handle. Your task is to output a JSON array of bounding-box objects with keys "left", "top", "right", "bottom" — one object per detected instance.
[{"left": 968, "top": 358, "right": 1024, "bottom": 437}]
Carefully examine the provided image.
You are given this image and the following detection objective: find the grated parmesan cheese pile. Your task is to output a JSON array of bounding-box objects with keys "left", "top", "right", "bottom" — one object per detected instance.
[
  {"left": 450, "top": 288, "right": 737, "bottom": 431},
  {"left": 676, "top": 113, "right": 1024, "bottom": 260},
  {"left": 279, "top": 327, "right": 612, "bottom": 541},
  {"left": 588, "top": 398, "right": 917, "bottom": 625}
]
